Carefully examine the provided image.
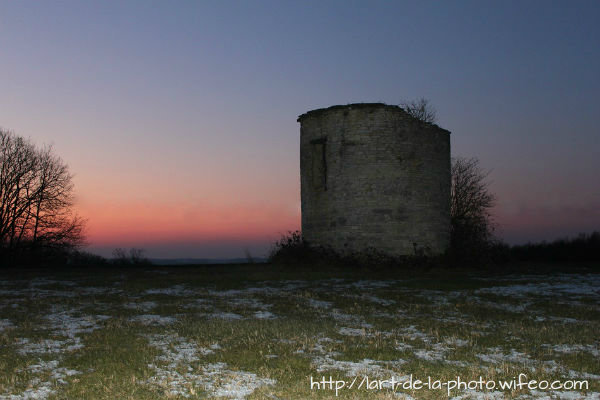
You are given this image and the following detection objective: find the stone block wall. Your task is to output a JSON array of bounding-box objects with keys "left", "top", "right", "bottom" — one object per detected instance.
[{"left": 298, "top": 103, "right": 451, "bottom": 256}]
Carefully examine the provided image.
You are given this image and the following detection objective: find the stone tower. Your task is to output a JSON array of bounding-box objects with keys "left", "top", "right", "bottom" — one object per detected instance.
[{"left": 298, "top": 103, "right": 451, "bottom": 256}]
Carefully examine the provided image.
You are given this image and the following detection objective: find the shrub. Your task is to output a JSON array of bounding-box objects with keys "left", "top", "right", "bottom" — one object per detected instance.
[
  {"left": 111, "top": 248, "right": 151, "bottom": 266},
  {"left": 268, "top": 231, "right": 318, "bottom": 263},
  {"left": 269, "top": 231, "right": 445, "bottom": 270},
  {"left": 66, "top": 250, "right": 108, "bottom": 266}
]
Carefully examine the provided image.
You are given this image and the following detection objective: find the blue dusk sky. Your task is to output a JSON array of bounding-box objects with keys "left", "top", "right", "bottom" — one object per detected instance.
[{"left": 1, "top": 1, "right": 598, "bottom": 258}]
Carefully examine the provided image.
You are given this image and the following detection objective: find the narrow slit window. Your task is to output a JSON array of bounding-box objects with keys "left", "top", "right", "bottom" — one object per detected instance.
[{"left": 310, "top": 138, "right": 327, "bottom": 191}]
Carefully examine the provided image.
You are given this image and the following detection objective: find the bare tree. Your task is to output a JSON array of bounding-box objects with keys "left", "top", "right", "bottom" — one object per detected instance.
[
  {"left": 0, "top": 131, "right": 38, "bottom": 249},
  {"left": 30, "top": 145, "right": 85, "bottom": 251},
  {"left": 401, "top": 98, "right": 437, "bottom": 124},
  {"left": 450, "top": 157, "right": 496, "bottom": 260},
  {"left": 0, "top": 128, "right": 85, "bottom": 262}
]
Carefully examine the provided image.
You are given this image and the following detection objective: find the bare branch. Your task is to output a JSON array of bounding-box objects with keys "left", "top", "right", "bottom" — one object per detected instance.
[
  {"left": 450, "top": 156, "right": 497, "bottom": 261},
  {"left": 400, "top": 98, "right": 437, "bottom": 124}
]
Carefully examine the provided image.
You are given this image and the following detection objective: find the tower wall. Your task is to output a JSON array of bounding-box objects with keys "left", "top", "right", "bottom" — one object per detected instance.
[{"left": 298, "top": 103, "right": 451, "bottom": 256}]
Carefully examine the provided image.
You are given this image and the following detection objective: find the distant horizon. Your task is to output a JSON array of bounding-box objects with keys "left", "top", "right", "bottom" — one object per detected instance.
[
  {"left": 2, "top": 1, "right": 598, "bottom": 258},
  {"left": 87, "top": 229, "right": 600, "bottom": 260}
]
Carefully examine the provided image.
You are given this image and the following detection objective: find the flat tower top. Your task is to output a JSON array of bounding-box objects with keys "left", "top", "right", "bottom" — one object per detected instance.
[
  {"left": 297, "top": 102, "right": 450, "bottom": 134},
  {"left": 297, "top": 103, "right": 404, "bottom": 122}
]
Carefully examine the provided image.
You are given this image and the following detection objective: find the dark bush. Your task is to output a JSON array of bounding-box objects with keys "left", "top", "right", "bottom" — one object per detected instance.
[
  {"left": 268, "top": 231, "right": 326, "bottom": 263},
  {"left": 111, "top": 248, "right": 152, "bottom": 266},
  {"left": 66, "top": 250, "right": 109, "bottom": 266},
  {"left": 268, "top": 231, "right": 445, "bottom": 270}
]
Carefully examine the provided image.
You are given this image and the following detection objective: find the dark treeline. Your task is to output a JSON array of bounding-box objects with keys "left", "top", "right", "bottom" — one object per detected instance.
[
  {"left": 509, "top": 232, "right": 600, "bottom": 263},
  {"left": 6, "top": 231, "right": 599, "bottom": 269},
  {"left": 10, "top": 248, "right": 152, "bottom": 268}
]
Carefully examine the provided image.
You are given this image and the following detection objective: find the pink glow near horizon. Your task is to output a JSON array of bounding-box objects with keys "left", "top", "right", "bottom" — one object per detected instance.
[{"left": 77, "top": 199, "right": 300, "bottom": 245}]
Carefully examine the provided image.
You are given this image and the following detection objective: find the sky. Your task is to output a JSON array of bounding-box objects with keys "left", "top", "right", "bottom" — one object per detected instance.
[{"left": 1, "top": 1, "right": 599, "bottom": 258}]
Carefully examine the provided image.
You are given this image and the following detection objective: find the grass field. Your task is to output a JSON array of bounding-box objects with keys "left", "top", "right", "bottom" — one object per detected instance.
[{"left": 0, "top": 263, "right": 598, "bottom": 399}]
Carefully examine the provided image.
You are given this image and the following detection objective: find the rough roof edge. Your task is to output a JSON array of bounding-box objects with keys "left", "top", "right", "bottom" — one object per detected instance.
[
  {"left": 297, "top": 103, "right": 392, "bottom": 121},
  {"left": 297, "top": 102, "right": 450, "bottom": 134}
]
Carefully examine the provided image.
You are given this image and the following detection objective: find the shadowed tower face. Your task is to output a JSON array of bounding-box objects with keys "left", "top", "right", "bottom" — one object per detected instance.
[{"left": 298, "top": 103, "right": 451, "bottom": 256}]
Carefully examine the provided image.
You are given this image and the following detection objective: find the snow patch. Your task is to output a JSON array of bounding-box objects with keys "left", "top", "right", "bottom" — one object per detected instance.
[
  {"left": 400, "top": 325, "right": 433, "bottom": 343},
  {"left": 313, "top": 355, "right": 405, "bottom": 378},
  {"left": 202, "top": 363, "right": 276, "bottom": 400},
  {"left": 338, "top": 327, "right": 371, "bottom": 337},
  {"left": 145, "top": 285, "right": 196, "bottom": 296},
  {"left": 306, "top": 298, "right": 333, "bottom": 309},
  {"left": 44, "top": 308, "right": 110, "bottom": 338},
  {"left": 129, "top": 314, "right": 177, "bottom": 325},
  {"left": 414, "top": 343, "right": 450, "bottom": 362},
  {"left": 253, "top": 311, "right": 276, "bottom": 319},
  {"left": 450, "top": 389, "right": 506, "bottom": 399},
  {"left": 227, "top": 297, "right": 272, "bottom": 310},
  {"left": 0, "top": 358, "right": 81, "bottom": 399},
  {"left": 330, "top": 308, "right": 372, "bottom": 327},
  {"left": 475, "top": 348, "right": 535, "bottom": 367},
  {"left": 209, "top": 312, "right": 243, "bottom": 320},
  {"left": 16, "top": 337, "right": 83, "bottom": 355},
  {"left": 445, "top": 337, "right": 470, "bottom": 347},
  {"left": 0, "top": 319, "right": 14, "bottom": 331},
  {"left": 29, "top": 278, "right": 77, "bottom": 287},
  {"left": 475, "top": 275, "right": 600, "bottom": 299},
  {"left": 123, "top": 301, "right": 157, "bottom": 312},
  {"left": 544, "top": 344, "right": 600, "bottom": 358}
]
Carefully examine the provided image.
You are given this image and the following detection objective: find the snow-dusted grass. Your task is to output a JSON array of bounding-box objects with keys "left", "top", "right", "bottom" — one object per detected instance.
[
  {"left": 0, "top": 266, "right": 598, "bottom": 399},
  {"left": 143, "top": 332, "right": 274, "bottom": 398},
  {"left": 0, "top": 319, "right": 13, "bottom": 332}
]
